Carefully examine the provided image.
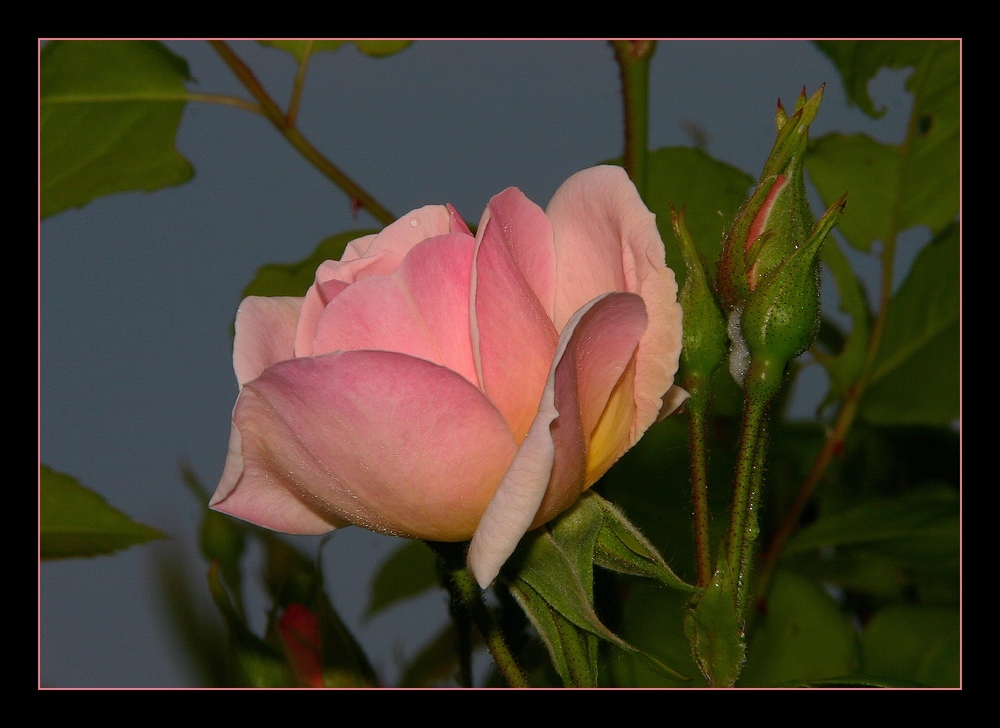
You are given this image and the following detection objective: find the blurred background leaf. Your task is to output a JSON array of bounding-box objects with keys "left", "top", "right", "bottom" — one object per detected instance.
[
  {"left": 808, "top": 41, "right": 959, "bottom": 252},
  {"left": 738, "top": 570, "right": 861, "bottom": 686},
  {"left": 241, "top": 230, "right": 374, "bottom": 299},
  {"left": 860, "top": 605, "right": 959, "bottom": 687},
  {"left": 639, "top": 147, "right": 753, "bottom": 289},
  {"left": 259, "top": 40, "right": 412, "bottom": 62},
  {"left": 40, "top": 465, "right": 165, "bottom": 559},
  {"left": 366, "top": 540, "right": 438, "bottom": 619},
  {"left": 40, "top": 41, "right": 193, "bottom": 218},
  {"left": 861, "top": 224, "right": 959, "bottom": 425}
]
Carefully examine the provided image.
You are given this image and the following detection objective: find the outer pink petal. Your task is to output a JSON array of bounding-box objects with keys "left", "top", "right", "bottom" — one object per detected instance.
[
  {"left": 472, "top": 197, "right": 559, "bottom": 442},
  {"left": 546, "top": 165, "right": 684, "bottom": 443},
  {"left": 309, "top": 233, "right": 479, "bottom": 385},
  {"left": 467, "top": 292, "right": 647, "bottom": 588},
  {"left": 210, "top": 350, "right": 519, "bottom": 542},
  {"left": 296, "top": 205, "right": 462, "bottom": 356},
  {"left": 233, "top": 296, "right": 304, "bottom": 387}
]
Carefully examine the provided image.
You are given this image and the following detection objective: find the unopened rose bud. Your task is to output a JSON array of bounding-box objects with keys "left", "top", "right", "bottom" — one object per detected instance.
[
  {"left": 718, "top": 86, "right": 824, "bottom": 313},
  {"left": 671, "top": 206, "right": 727, "bottom": 390},
  {"left": 716, "top": 86, "right": 847, "bottom": 391},
  {"left": 740, "top": 195, "right": 847, "bottom": 402}
]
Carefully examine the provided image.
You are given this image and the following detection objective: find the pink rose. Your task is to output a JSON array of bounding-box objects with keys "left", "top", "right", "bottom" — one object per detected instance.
[{"left": 210, "top": 166, "right": 686, "bottom": 586}]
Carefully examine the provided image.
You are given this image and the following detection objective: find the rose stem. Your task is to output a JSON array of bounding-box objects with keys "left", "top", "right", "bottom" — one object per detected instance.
[{"left": 208, "top": 40, "right": 396, "bottom": 227}]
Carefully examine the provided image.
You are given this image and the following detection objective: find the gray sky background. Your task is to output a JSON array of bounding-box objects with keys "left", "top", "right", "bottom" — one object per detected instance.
[{"left": 40, "top": 40, "right": 913, "bottom": 687}]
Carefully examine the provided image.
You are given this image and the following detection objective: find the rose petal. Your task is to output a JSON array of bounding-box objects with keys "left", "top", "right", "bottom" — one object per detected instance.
[
  {"left": 467, "top": 291, "right": 647, "bottom": 588},
  {"left": 567, "top": 293, "right": 649, "bottom": 485},
  {"left": 210, "top": 349, "right": 519, "bottom": 541},
  {"left": 477, "top": 188, "right": 557, "bottom": 319},
  {"left": 296, "top": 205, "right": 462, "bottom": 356},
  {"left": 342, "top": 204, "right": 458, "bottom": 267},
  {"left": 310, "top": 233, "right": 479, "bottom": 386},
  {"left": 472, "top": 196, "right": 559, "bottom": 442},
  {"left": 233, "top": 296, "right": 304, "bottom": 387},
  {"left": 546, "top": 165, "right": 683, "bottom": 443}
]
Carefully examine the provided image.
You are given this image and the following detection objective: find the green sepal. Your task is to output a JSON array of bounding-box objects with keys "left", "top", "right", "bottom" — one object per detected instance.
[
  {"left": 588, "top": 492, "right": 699, "bottom": 594},
  {"left": 684, "top": 557, "right": 745, "bottom": 687},
  {"left": 505, "top": 496, "right": 691, "bottom": 685},
  {"left": 506, "top": 578, "right": 598, "bottom": 687},
  {"left": 40, "top": 465, "right": 165, "bottom": 560},
  {"left": 759, "top": 86, "right": 823, "bottom": 181}
]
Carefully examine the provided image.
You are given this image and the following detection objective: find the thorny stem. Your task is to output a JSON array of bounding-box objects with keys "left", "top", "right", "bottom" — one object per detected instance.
[
  {"left": 428, "top": 541, "right": 530, "bottom": 688},
  {"left": 286, "top": 41, "right": 314, "bottom": 127},
  {"left": 611, "top": 41, "right": 655, "bottom": 198},
  {"left": 725, "top": 372, "right": 772, "bottom": 618},
  {"left": 684, "top": 380, "right": 714, "bottom": 589},
  {"left": 208, "top": 40, "right": 396, "bottom": 227}
]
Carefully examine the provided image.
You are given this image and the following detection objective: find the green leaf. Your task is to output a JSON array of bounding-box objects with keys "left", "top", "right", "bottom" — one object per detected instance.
[
  {"left": 241, "top": 230, "right": 375, "bottom": 299},
  {"left": 783, "top": 427, "right": 959, "bottom": 602},
  {"left": 40, "top": 41, "right": 193, "bottom": 218},
  {"left": 785, "top": 485, "right": 958, "bottom": 562},
  {"left": 40, "top": 465, "right": 165, "bottom": 559},
  {"left": 808, "top": 42, "right": 959, "bottom": 251},
  {"left": 860, "top": 605, "right": 959, "bottom": 687},
  {"left": 366, "top": 540, "right": 438, "bottom": 618},
  {"left": 642, "top": 147, "right": 754, "bottom": 287},
  {"left": 738, "top": 570, "right": 861, "bottom": 686},
  {"left": 862, "top": 224, "right": 959, "bottom": 425}
]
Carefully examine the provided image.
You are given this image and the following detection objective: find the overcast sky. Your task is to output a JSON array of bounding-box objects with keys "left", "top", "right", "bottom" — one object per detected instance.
[{"left": 40, "top": 40, "right": 913, "bottom": 687}]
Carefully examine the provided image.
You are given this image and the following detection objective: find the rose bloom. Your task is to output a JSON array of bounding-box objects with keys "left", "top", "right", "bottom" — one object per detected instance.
[{"left": 211, "top": 166, "right": 686, "bottom": 586}]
